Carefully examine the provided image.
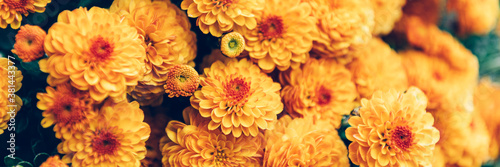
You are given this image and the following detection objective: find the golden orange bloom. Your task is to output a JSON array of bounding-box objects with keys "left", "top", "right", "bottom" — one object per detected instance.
[
  {"left": 447, "top": 0, "right": 499, "bottom": 35},
  {"left": 12, "top": 24, "right": 46, "bottom": 62},
  {"left": 180, "top": 0, "right": 264, "bottom": 37},
  {"left": 40, "top": 7, "right": 146, "bottom": 102},
  {"left": 370, "top": 0, "right": 406, "bottom": 35},
  {"left": 238, "top": 0, "right": 316, "bottom": 72},
  {"left": 263, "top": 115, "right": 349, "bottom": 166},
  {"left": 40, "top": 155, "right": 68, "bottom": 167},
  {"left": 346, "top": 87, "right": 440, "bottom": 167},
  {"left": 164, "top": 64, "right": 199, "bottom": 98},
  {"left": 161, "top": 107, "right": 264, "bottom": 167},
  {"left": 37, "top": 83, "right": 97, "bottom": 140},
  {"left": 429, "top": 108, "right": 490, "bottom": 167},
  {"left": 111, "top": 0, "right": 197, "bottom": 106},
  {"left": 474, "top": 78, "right": 500, "bottom": 159},
  {"left": 280, "top": 58, "right": 357, "bottom": 128},
  {"left": 308, "top": 0, "right": 374, "bottom": 64},
  {"left": 348, "top": 38, "right": 408, "bottom": 98},
  {"left": 58, "top": 100, "right": 150, "bottom": 167},
  {"left": 220, "top": 32, "right": 245, "bottom": 58},
  {"left": 0, "top": 0, "right": 51, "bottom": 29},
  {"left": 401, "top": 49, "right": 476, "bottom": 111},
  {"left": 191, "top": 59, "right": 283, "bottom": 137},
  {"left": 0, "top": 57, "right": 22, "bottom": 135}
]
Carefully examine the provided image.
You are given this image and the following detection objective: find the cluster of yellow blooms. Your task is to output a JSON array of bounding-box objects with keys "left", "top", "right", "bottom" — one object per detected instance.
[{"left": 1, "top": 0, "right": 500, "bottom": 166}]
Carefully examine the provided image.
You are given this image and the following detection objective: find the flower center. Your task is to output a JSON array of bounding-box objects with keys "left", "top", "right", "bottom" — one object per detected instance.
[
  {"left": 259, "top": 16, "right": 285, "bottom": 40},
  {"left": 390, "top": 125, "right": 414, "bottom": 150},
  {"left": 224, "top": 77, "right": 251, "bottom": 106},
  {"left": 92, "top": 129, "right": 120, "bottom": 155},
  {"left": 317, "top": 86, "right": 332, "bottom": 105},
  {"left": 4, "top": 0, "right": 34, "bottom": 14},
  {"left": 433, "top": 71, "right": 443, "bottom": 81},
  {"left": 89, "top": 36, "right": 114, "bottom": 62},
  {"left": 213, "top": 149, "right": 228, "bottom": 164},
  {"left": 50, "top": 96, "right": 86, "bottom": 126}
]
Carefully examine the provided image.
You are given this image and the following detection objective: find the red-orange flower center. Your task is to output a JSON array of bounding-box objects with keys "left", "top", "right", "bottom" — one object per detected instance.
[
  {"left": 259, "top": 16, "right": 285, "bottom": 40},
  {"left": 317, "top": 86, "right": 333, "bottom": 105},
  {"left": 4, "top": 0, "right": 34, "bottom": 14},
  {"left": 92, "top": 129, "right": 120, "bottom": 155},
  {"left": 391, "top": 125, "right": 414, "bottom": 150},
  {"left": 224, "top": 77, "right": 251, "bottom": 105},
  {"left": 50, "top": 96, "right": 86, "bottom": 126},
  {"left": 89, "top": 36, "right": 114, "bottom": 62}
]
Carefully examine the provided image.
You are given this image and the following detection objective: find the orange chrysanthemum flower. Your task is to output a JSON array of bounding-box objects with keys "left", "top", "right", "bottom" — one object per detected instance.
[
  {"left": 238, "top": 0, "right": 316, "bottom": 72},
  {"left": 12, "top": 24, "right": 46, "bottom": 62},
  {"left": 308, "top": 0, "right": 374, "bottom": 63},
  {"left": 370, "top": 0, "right": 406, "bottom": 35},
  {"left": 263, "top": 115, "right": 349, "bottom": 166},
  {"left": 280, "top": 58, "right": 357, "bottom": 128},
  {"left": 111, "top": 0, "right": 197, "bottom": 106},
  {"left": 346, "top": 87, "right": 440, "bottom": 167},
  {"left": 180, "top": 0, "right": 264, "bottom": 37},
  {"left": 348, "top": 38, "right": 408, "bottom": 98},
  {"left": 164, "top": 64, "right": 199, "bottom": 98},
  {"left": 447, "top": 0, "right": 499, "bottom": 35},
  {"left": 190, "top": 59, "right": 283, "bottom": 137},
  {"left": 474, "top": 78, "right": 500, "bottom": 159},
  {"left": 0, "top": 0, "right": 51, "bottom": 29},
  {"left": 429, "top": 108, "right": 490, "bottom": 167},
  {"left": 401, "top": 50, "right": 476, "bottom": 111},
  {"left": 221, "top": 32, "right": 245, "bottom": 58},
  {"left": 161, "top": 107, "right": 264, "bottom": 167},
  {"left": 58, "top": 100, "right": 150, "bottom": 167},
  {"left": 0, "top": 57, "right": 22, "bottom": 135},
  {"left": 40, "top": 7, "right": 146, "bottom": 102},
  {"left": 36, "top": 83, "right": 96, "bottom": 140},
  {"left": 40, "top": 155, "right": 68, "bottom": 167}
]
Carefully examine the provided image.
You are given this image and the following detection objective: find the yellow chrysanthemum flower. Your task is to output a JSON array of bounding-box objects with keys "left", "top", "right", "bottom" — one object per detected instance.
[
  {"left": 474, "top": 78, "right": 500, "bottom": 159},
  {"left": 370, "top": 0, "right": 406, "bottom": 35},
  {"left": 447, "top": 0, "right": 499, "bottom": 35},
  {"left": 161, "top": 107, "right": 264, "bottom": 167},
  {"left": 190, "top": 59, "right": 283, "bottom": 137},
  {"left": 12, "top": 24, "right": 46, "bottom": 62},
  {"left": 111, "top": 0, "right": 197, "bottom": 106},
  {"left": 37, "top": 83, "right": 97, "bottom": 140},
  {"left": 347, "top": 38, "right": 408, "bottom": 99},
  {"left": 280, "top": 58, "right": 357, "bottom": 128},
  {"left": 238, "top": 0, "right": 317, "bottom": 72},
  {"left": 164, "top": 64, "right": 200, "bottom": 98},
  {"left": 308, "top": 0, "right": 374, "bottom": 64},
  {"left": 40, "top": 7, "right": 146, "bottom": 102},
  {"left": 346, "top": 87, "right": 440, "bottom": 167},
  {"left": 58, "top": 100, "right": 150, "bottom": 167},
  {"left": 429, "top": 108, "right": 490, "bottom": 167},
  {"left": 401, "top": 50, "right": 476, "bottom": 111},
  {"left": 180, "top": 0, "right": 264, "bottom": 37},
  {"left": 0, "top": 57, "right": 22, "bottom": 135},
  {"left": 0, "top": 0, "right": 51, "bottom": 29},
  {"left": 263, "top": 115, "right": 349, "bottom": 167},
  {"left": 220, "top": 32, "right": 245, "bottom": 58},
  {"left": 40, "top": 155, "right": 68, "bottom": 167}
]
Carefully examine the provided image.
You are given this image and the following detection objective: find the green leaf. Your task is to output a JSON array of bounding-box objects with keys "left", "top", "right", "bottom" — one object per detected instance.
[
  {"left": 33, "top": 153, "right": 50, "bottom": 167},
  {"left": 4, "top": 156, "right": 22, "bottom": 166}
]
